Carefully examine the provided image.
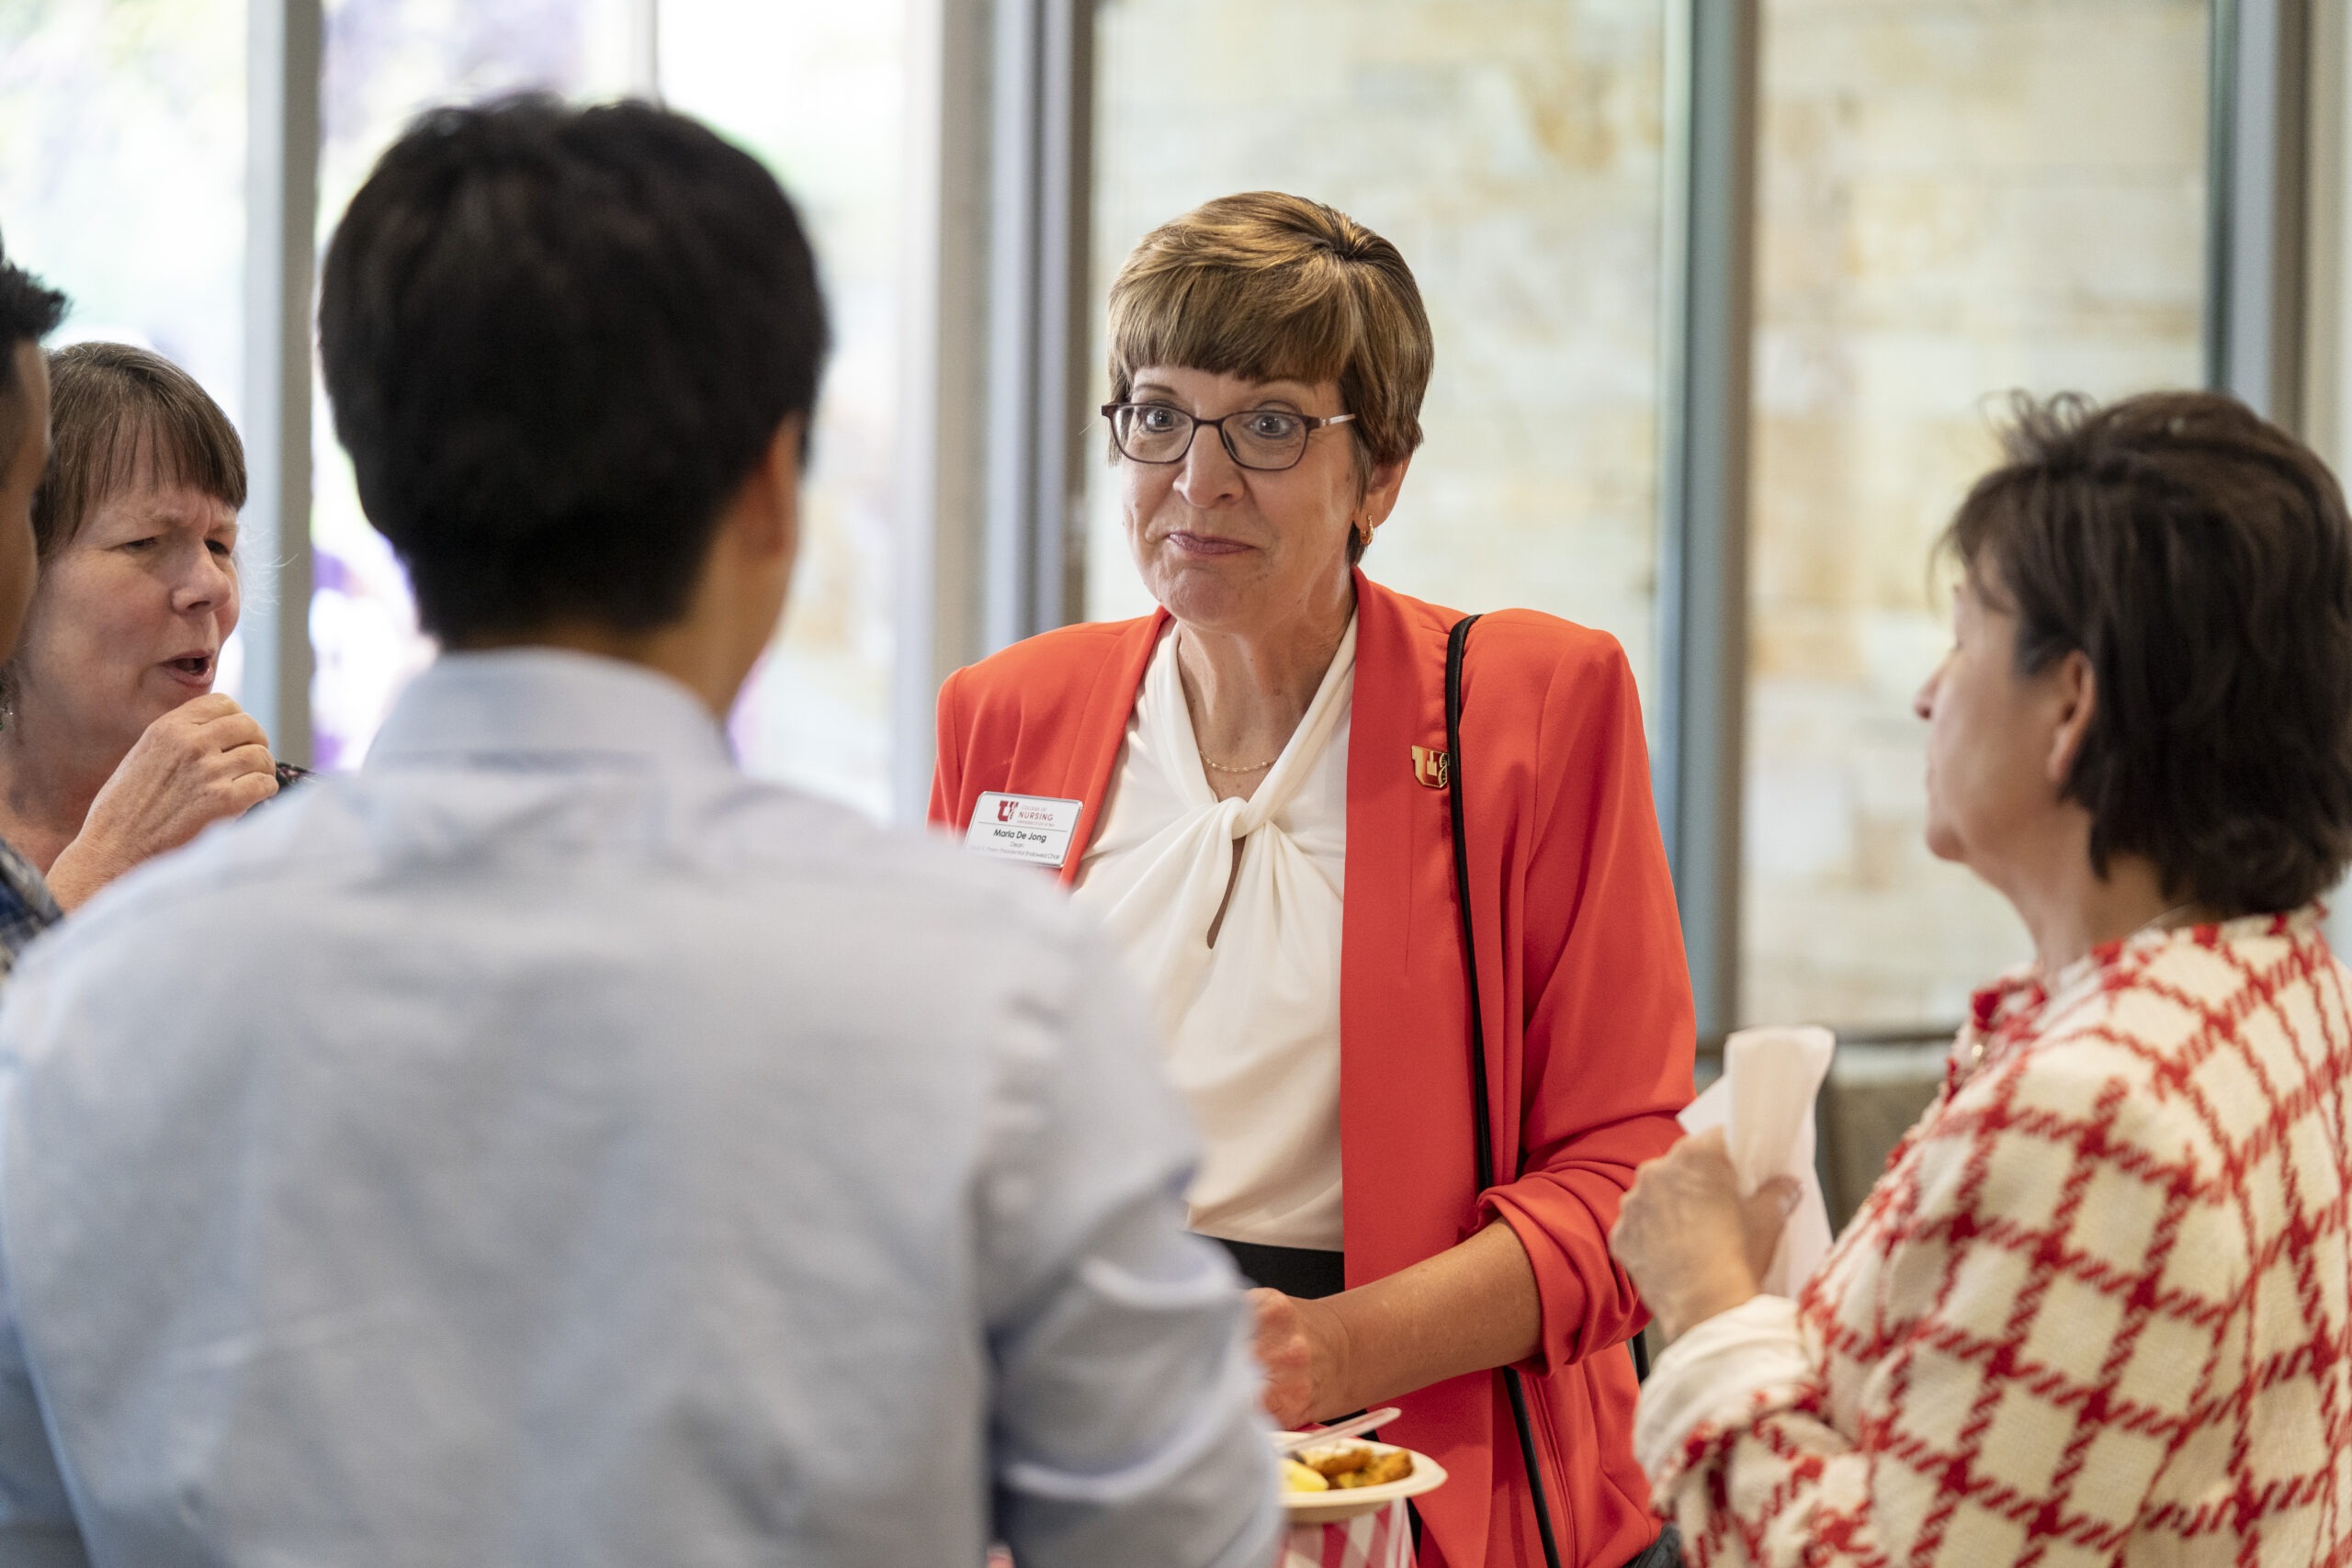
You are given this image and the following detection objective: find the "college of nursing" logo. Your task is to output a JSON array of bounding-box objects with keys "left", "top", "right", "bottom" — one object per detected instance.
[{"left": 965, "top": 792, "right": 1085, "bottom": 870}]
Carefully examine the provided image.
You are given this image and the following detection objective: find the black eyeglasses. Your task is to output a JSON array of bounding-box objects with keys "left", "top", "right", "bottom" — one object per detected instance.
[{"left": 1101, "top": 401, "right": 1357, "bottom": 473}]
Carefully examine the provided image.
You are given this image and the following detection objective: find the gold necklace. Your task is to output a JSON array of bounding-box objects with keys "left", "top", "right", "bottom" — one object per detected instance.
[{"left": 1198, "top": 748, "right": 1280, "bottom": 773}]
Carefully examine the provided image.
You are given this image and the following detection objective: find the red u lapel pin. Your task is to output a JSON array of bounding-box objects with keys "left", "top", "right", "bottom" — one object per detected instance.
[{"left": 1410, "top": 745, "right": 1451, "bottom": 789}]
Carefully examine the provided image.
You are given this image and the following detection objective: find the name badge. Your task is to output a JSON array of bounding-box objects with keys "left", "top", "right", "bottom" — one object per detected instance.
[{"left": 965, "top": 792, "right": 1084, "bottom": 868}]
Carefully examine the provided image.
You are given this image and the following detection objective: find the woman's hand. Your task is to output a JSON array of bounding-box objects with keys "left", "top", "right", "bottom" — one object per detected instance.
[
  {"left": 46, "top": 694, "right": 277, "bottom": 909},
  {"left": 1249, "top": 1288, "right": 1353, "bottom": 1429},
  {"left": 1246, "top": 1222, "right": 1544, "bottom": 1428},
  {"left": 1611, "top": 1129, "right": 1801, "bottom": 1346}
]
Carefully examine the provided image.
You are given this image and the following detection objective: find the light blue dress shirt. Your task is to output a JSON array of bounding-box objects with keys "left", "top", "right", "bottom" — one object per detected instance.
[{"left": 0, "top": 650, "right": 1280, "bottom": 1568}]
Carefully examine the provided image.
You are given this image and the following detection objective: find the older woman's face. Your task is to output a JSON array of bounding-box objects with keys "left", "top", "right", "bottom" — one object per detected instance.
[
  {"left": 1119, "top": 366, "right": 1398, "bottom": 635},
  {"left": 14, "top": 478, "right": 240, "bottom": 767},
  {"left": 1914, "top": 570, "right": 2084, "bottom": 876}
]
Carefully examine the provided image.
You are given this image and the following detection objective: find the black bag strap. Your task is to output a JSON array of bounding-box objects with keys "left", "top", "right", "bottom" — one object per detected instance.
[
  {"left": 1445, "top": 618, "right": 1498, "bottom": 1190},
  {"left": 1443, "top": 615, "right": 1566, "bottom": 1568}
]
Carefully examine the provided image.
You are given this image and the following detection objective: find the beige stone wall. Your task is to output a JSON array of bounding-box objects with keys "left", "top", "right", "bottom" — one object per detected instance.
[
  {"left": 1741, "top": 0, "right": 2210, "bottom": 1028},
  {"left": 1088, "top": 0, "right": 2211, "bottom": 1032},
  {"left": 1087, "top": 0, "right": 1668, "bottom": 707}
]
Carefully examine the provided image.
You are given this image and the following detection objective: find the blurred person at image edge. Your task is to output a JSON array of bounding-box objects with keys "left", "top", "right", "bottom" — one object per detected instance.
[
  {"left": 933, "top": 192, "right": 1694, "bottom": 1568},
  {"left": 1614, "top": 392, "right": 2352, "bottom": 1565},
  {"left": 0, "top": 99, "right": 1279, "bottom": 1568},
  {"left": 0, "top": 240, "right": 68, "bottom": 976}
]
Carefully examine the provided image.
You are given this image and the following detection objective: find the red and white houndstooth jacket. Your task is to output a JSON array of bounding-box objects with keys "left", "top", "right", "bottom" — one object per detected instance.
[{"left": 1635, "top": 908, "right": 2352, "bottom": 1566}]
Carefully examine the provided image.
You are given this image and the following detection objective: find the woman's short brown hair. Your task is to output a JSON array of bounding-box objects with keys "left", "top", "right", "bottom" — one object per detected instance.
[
  {"left": 1106, "top": 192, "right": 1432, "bottom": 561},
  {"left": 34, "top": 342, "right": 245, "bottom": 558},
  {"left": 1945, "top": 390, "right": 2352, "bottom": 915}
]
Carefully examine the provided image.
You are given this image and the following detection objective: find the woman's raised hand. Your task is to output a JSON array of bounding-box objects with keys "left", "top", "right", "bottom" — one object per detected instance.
[
  {"left": 1611, "top": 1128, "right": 1801, "bottom": 1347},
  {"left": 45, "top": 693, "right": 278, "bottom": 909}
]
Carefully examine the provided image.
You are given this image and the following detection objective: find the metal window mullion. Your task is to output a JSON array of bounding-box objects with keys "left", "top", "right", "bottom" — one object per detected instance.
[
  {"left": 980, "top": 2, "right": 1041, "bottom": 651},
  {"left": 629, "top": 0, "right": 660, "bottom": 99},
  {"left": 981, "top": 0, "right": 1093, "bottom": 655},
  {"left": 242, "top": 0, "right": 321, "bottom": 767},
  {"left": 1654, "top": 0, "right": 1759, "bottom": 1042},
  {"left": 2207, "top": 0, "right": 2312, "bottom": 424},
  {"left": 2208, "top": 0, "right": 2352, "bottom": 957},
  {"left": 891, "top": 0, "right": 996, "bottom": 820},
  {"left": 1031, "top": 0, "right": 1092, "bottom": 636}
]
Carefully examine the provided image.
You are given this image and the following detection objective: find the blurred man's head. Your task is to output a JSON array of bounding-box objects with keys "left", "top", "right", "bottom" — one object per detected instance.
[
  {"left": 318, "top": 97, "right": 829, "bottom": 705},
  {"left": 0, "top": 241, "right": 69, "bottom": 664}
]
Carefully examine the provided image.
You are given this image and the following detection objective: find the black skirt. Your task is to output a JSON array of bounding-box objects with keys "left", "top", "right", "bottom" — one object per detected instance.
[{"left": 1211, "top": 1238, "right": 1344, "bottom": 1300}]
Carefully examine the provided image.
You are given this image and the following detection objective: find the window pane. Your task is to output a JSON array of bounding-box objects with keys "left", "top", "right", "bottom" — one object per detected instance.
[
  {"left": 660, "top": 2, "right": 906, "bottom": 819},
  {"left": 0, "top": 0, "right": 248, "bottom": 682},
  {"left": 1088, "top": 1, "right": 1668, "bottom": 707},
  {"left": 1739, "top": 0, "right": 2210, "bottom": 1028},
  {"left": 310, "top": 0, "right": 639, "bottom": 768}
]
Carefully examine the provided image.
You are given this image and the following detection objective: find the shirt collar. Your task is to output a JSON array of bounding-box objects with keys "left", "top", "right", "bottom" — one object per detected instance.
[
  {"left": 1962, "top": 903, "right": 2328, "bottom": 1057},
  {"left": 364, "top": 649, "right": 734, "bottom": 772}
]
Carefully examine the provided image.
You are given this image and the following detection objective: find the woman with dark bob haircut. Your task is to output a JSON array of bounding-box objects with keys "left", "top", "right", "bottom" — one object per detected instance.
[{"left": 1614, "top": 390, "right": 2352, "bottom": 1565}]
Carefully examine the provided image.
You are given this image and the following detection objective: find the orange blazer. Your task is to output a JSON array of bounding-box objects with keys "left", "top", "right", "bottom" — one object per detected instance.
[{"left": 930, "top": 573, "right": 1695, "bottom": 1568}]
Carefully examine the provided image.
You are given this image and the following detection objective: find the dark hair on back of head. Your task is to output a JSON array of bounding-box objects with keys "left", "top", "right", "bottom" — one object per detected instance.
[
  {"left": 1944, "top": 389, "right": 2352, "bottom": 915},
  {"left": 318, "top": 96, "right": 831, "bottom": 643},
  {"left": 0, "top": 236, "right": 70, "bottom": 454}
]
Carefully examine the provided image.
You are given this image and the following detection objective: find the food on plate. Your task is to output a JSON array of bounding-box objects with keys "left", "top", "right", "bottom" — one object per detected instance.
[
  {"left": 1295, "top": 1442, "right": 1415, "bottom": 1489},
  {"left": 1281, "top": 1459, "right": 1330, "bottom": 1493},
  {"left": 1335, "top": 1450, "right": 1415, "bottom": 1489},
  {"left": 1301, "top": 1443, "right": 1371, "bottom": 1479}
]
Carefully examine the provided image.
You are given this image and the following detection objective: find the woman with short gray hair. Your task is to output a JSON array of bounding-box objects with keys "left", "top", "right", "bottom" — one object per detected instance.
[
  {"left": 937, "top": 191, "right": 1693, "bottom": 1568},
  {"left": 0, "top": 342, "right": 284, "bottom": 911}
]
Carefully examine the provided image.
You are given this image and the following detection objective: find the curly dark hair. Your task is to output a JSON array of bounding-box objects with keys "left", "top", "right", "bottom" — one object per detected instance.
[
  {"left": 1945, "top": 390, "right": 2352, "bottom": 915},
  {"left": 0, "top": 235, "right": 69, "bottom": 455},
  {"left": 319, "top": 96, "right": 830, "bottom": 643}
]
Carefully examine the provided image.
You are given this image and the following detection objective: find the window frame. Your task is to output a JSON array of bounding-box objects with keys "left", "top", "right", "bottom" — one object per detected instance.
[{"left": 239, "top": 0, "right": 2312, "bottom": 1034}]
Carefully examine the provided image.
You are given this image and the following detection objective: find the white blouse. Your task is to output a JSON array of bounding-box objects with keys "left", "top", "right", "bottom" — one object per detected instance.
[{"left": 1071, "top": 616, "right": 1355, "bottom": 1251}]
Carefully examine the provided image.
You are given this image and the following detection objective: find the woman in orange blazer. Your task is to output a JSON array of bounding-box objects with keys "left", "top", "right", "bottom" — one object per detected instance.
[{"left": 933, "top": 194, "right": 1693, "bottom": 1568}]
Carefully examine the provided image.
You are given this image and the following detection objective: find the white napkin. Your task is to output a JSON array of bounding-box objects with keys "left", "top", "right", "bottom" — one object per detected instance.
[{"left": 1677, "top": 1025, "right": 1836, "bottom": 1296}]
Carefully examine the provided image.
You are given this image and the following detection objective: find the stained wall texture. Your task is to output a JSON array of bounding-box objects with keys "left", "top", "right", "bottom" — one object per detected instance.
[
  {"left": 1087, "top": 0, "right": 1670, "bottom": 712},
  {"left": 1741, "top": 0, "right": 2211, "bottom": 1029}
]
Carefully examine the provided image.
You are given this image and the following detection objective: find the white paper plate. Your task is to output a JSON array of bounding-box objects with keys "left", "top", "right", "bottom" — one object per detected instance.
[{"left": 1277, "top": 1438, "right": 1448, "bottom": 1525}]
